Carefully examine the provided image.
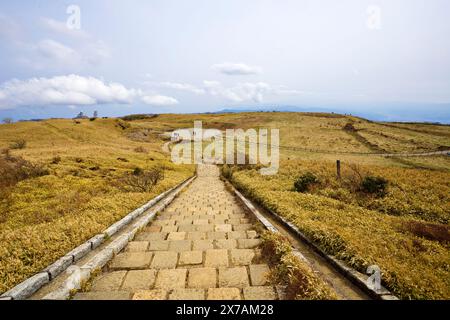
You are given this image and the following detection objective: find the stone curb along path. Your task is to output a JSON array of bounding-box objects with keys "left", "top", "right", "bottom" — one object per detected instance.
[
  {"left": 70, "top": 164, "right": 284, "bottom": 301},
  {"left": 0, "top": 175, "right": 195, "bottom": 300}
]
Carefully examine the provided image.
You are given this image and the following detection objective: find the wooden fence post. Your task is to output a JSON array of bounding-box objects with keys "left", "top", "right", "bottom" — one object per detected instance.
[{"left": 337, "top": 160, "right": 341, "bottom": 179}]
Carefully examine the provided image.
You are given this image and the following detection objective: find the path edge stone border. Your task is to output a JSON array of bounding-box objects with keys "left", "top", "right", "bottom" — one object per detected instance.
[
  {"left": 228, "top": 181, "right": 399, "bottom": 301},
  {"left": 0, "top": 175, "right": 196, "bottom": 300}
]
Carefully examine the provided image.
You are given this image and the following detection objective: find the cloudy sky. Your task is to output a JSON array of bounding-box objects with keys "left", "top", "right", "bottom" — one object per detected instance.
[{"left": 0, "top": 0, "right": 449, "bottom": 122}]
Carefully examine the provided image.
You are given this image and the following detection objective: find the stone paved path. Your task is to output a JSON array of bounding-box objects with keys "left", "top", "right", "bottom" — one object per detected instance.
[{"left": 73, "top": 164, "right": 281, "bottom": 300}]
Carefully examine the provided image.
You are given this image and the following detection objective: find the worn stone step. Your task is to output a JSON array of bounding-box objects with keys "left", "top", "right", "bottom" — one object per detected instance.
[{"left": 75, "top": 164, "right": 279, "bottom": 300}]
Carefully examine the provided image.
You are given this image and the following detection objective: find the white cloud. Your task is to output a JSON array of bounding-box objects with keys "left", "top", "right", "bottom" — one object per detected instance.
[
  {"left": 142, "top": 81, "right": 205, "bottom": 95},
  {"left": 36, "top": 39, "right": 81, "bottom": 64},
  {"left": 146, "top": 79, "right": 302, "bottom": 103},
  {"left": 40, "top": 17, "right": 90, "bottom": 40},
  {"left": 0, "top": 74, "right": 177, "bottom": 109},
  {"left": 157, "top": 82, "right": 205, "bottom": 95},
  {"left": 141, "top": 95, "right": 179, "bottom": 106},
  {"left": 272, "top": 85, "right": 311, "bottom": 95},
  {"left": 0, "top": 14, "right": 22, "bottom": 43},
  {"left": 0, "top": 73, "right": 306, "bottom": 110},
  {"left": 1, "top": 15, "right": 112, "bottom": 71},
  {"left": 203, "top": 81, "right": 271, "bottom": 103},
  {"left": 82, "top": 40, "right": 111, "bottom": 64},
  {"left": 203, "top": 80, "right": 241, "bottom": 101},
  {"left": 29, "top": 38, "right": 110, "bottom": 70},
  {"left": 39, "top": 18, "right": 111, "bottom": 65},
  {"left": 211, "top": 63, "right": 263, "bottom": 75}
]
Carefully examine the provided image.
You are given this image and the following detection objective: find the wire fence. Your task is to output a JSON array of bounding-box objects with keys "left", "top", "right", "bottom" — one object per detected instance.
[{"left": 215, "top": 136, "right": 450, "bottom": 157}]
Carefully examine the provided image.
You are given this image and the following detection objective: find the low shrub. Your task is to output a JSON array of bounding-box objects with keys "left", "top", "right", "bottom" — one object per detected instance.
[
  {"left": 294, "top": 172, "right": 319, "bottom": 192},
  {"left": 221, "top": 165, "right": 234, "bottom": 180},
  {"left": 120, "top": 166, "right": 165, "bottom": 192},
  {"left": 260, "top": 232, "right": 292, "bottom": 264},
  {"left": 134, "top": 146, "right": 148, "bottom": 153},
  {"left": 360, "top": 176, "right": 388, "bottom": 196},
  {"left": 115, "top": 119, "right": 131, "bottom": 130},
  {"left": 133, "top": 167, "right": 143, "bottom": 176},
  {"left": 9, "top": 139, "right": 26, "bottom": 150},
  {"left": 121, "top": 114, "right": 158, "bottom": 121},
  {"left": 343, "top": 123, "right": 357, "bottom": 132},
  {"left": 342, "top": 163, "right": 366, "bottom": 192},
  {"left": 0, "top": 151, "right": 49, "bottom": 189},
  {"left": 51, "top": 156, "right": 61, "bottom": 164}
]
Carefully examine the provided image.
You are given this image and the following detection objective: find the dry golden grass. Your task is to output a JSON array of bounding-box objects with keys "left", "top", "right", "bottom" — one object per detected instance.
[
  {"left": 139, "top": 112, "right": 449, "bottom": 167},
  {"left": 225, "top": 161, "right": 450, "bottom": 299},
  {"left": 355, "top": 121, "right": 450, "bottom": 154},
  {"left": 260, "top": 231, "right": 337, "bottom": 300},
  {"left": 0, "top": 118, "right": 194, "bottom": 294}
]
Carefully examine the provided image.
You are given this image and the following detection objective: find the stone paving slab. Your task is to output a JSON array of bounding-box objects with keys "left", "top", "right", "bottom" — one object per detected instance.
[
  {"left": 193, "top": 240, "right": 214, "bottom": 251},
  {"left": 219, "top": 267, "right": 249, "bottom": 288},
  {"left": 167, "top": 232, "right": 186, "bottom": 241},
  {"left": 109, "top": 252, "right": 153, "bottom": 270},
  {"left": 132, "top": 289, "right": 167, "bottom": 300},
  {"left": 169, "top": 288, "right": 205, "bottom": 300},
  {"left": 169, "top": 240, "right": 192, "bottom": 252},
  {"left": 91, "top": 271, "right": 126, "bottom": 291},
  {"left": 121, "top": 270, "right": 157, "bottom": 291},
  {"left": 146, "top": 225, "right": 162, "bottom": 232},
  {"left": 247, "top": 231, "right": 259, "bottom": 239},
  {"left": 135, "top": 232, "right": 167, "bottom": 241},
  {"left": 74, "top": 291, "right": 131, "bottom": 300},
  {"left": 126, "top": 241, "right": 149, "bottom": 252},
  {"left": 179, "top": 251, "right": 203, "bottom": 266},
  {"left": 227, "top": 231, "right": 248, "bottom": 239},
  {"left": 151, "top": 251, "right": 178, "bottom": 269},
  {"left": 249, "top": 264, "right": 270, "bottom": 286},
  {"left": 155, "top": 269, "right": 187, "bottom": 289},
  {"left": 187, "top": 232, "right": 207, "bottom": 240},
  {"left": 75, "top": 164, "right": 280, "bottom": 300},
  {"left": 204, "top": 249, "right": 229, "bottom": 267},
  {"left": 243, "top": 286, "right": 277, "bottom": 300},
  {"left": 238, "top": 239, "right": 262, "bottom": 249},
  {"left": 208, "top": 232, "right": 227, "bottom": 240},
  {"left": 230, "top": 249, "right": 256, "bottom": 266},
  {"left": 188, "top": 268, "right": 217, "bottom": 289},
  {"left": 215, "top": 239, "right": 237, "bottom": 249},
  {"left": 148, "top": 240, "right": 170, "bottom": 251},
  {"left": 207, "top": 288, "right": 241, "bottom": 300}
]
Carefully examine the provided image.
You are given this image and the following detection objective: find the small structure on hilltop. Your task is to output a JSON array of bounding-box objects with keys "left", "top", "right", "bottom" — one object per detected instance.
[{"left": 73, "top": 112, "right": 89, "bottom": 120}]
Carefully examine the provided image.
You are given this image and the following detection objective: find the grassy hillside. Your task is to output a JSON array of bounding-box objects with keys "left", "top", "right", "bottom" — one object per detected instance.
[
  {"left": 0, "top": 117, "right": 194, "bottom": 293},
  {"left": 225, "top": 162, "right": 450, "bottom": 299},
  {"left": 135, "top": 112, "right": 450, "bottom": 168},
  {"left": 0, "top": 112, "right": 449, "bottom": 297}
]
